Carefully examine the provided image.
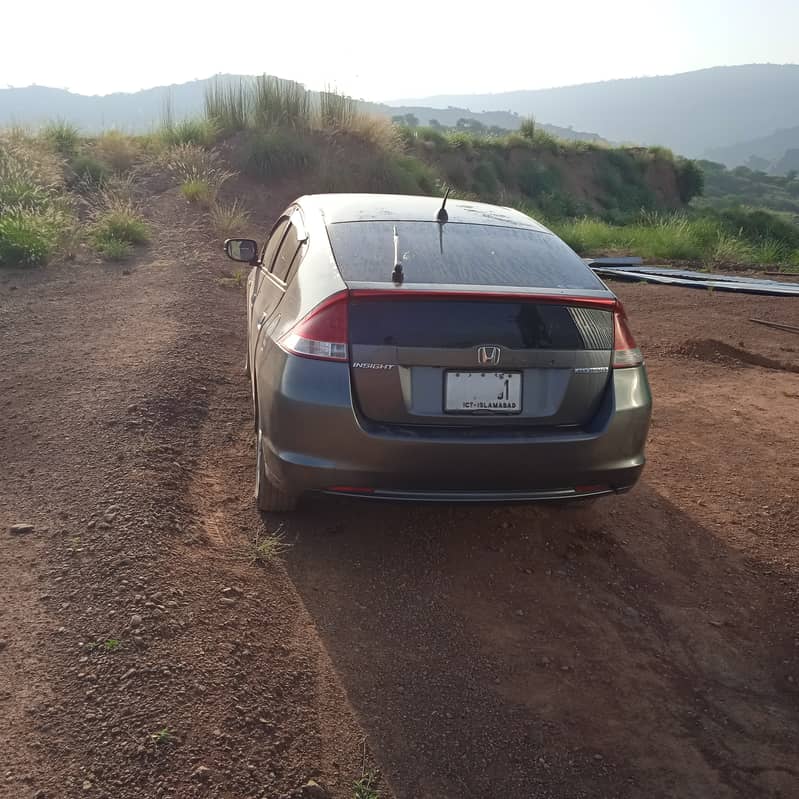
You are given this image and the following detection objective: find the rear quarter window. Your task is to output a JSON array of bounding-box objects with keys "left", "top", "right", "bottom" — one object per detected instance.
[{"left": 327, "top": 221, "right": 603, "bottom": 290}]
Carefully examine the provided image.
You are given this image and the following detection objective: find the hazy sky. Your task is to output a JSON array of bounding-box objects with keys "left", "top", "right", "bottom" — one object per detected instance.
[{"left": 3, "top": 0, "right": 797, "bottom": 100}]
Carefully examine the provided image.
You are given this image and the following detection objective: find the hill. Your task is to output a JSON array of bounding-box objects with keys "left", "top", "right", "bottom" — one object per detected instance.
[
  {"left": 0, "top": 77, "right": 605, "bottom": 144},
  {"left": 705, "top": 125, "right": 799, "bottom": 174},
  {"left": 391, "top": 64, "right": 799, "bottom": 159}
]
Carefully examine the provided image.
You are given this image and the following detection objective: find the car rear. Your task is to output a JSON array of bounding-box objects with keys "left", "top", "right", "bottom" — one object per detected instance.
[{"left": 260, "top": 197, "right": 651, "bottom": 502}]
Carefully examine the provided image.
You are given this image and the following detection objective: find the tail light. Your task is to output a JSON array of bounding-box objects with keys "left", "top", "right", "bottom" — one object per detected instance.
[
  {"left": 280, "top": 292, "right": 348, "bottom": 361},
  {"left": 613, "top": 303, "right": 643, "bottom": 368}
]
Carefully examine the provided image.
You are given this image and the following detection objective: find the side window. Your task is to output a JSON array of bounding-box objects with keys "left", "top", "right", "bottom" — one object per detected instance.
[
  {"left": 271, "top": 224, "right": 300, "bottom": 282},
  {"left": 261, "top": 218, "right": 290, "bottom": 272}
]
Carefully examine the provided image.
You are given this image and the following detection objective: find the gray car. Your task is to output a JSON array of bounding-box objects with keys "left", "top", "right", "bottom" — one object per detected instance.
[{"left": 225, "top": 193, "right": 651, "bottom": 511}]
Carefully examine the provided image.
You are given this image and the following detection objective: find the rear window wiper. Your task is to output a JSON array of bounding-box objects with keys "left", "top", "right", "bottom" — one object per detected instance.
[{"left": 391, "top": 225, "right": 403, "bottom": 284}]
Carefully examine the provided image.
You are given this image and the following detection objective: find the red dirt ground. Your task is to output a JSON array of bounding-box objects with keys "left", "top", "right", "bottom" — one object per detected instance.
[{"left": 1, "top": 184, "right": 798, "bottom": 799}]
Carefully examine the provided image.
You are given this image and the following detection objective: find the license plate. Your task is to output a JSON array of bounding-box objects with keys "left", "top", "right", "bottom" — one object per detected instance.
[{"left": 444, "top": 371, "right": 522, "bottom": 414}]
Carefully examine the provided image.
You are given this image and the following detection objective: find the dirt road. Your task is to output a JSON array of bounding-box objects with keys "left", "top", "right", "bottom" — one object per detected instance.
[{"left": 2, "top": 185, "right": 798, "bottom": 799}]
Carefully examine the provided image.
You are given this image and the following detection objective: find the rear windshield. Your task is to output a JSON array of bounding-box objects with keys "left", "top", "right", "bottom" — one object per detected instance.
[{"left": 327, "top": 221, "right": 603, "bottom": 290}]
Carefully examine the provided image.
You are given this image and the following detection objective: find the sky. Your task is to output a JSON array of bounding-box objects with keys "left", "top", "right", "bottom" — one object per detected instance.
[{"left": 2, "top": 0, "right": 797, "bottom": 100}]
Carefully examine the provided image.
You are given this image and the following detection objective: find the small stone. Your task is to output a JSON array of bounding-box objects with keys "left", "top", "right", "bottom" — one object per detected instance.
[
  {"left": 220, "top": 597, "right": 236, "bottom": 606},
  {"left": 121, "top": 668, "right": 136, "bottom": 681},
  {"left": 130, "top": 614, "right": 143, "bottom": 628},
  {"left": 82, "top": 780, "right": 92, "bottom": 790},
  {"left": 192, "top": 766, "right": 211, "bottom": 782},
  {"left": 0, "top": 640, "right": 6, "bottom": 651},
  {"left": 9, "top": 523, "right": 34, "bottom": 535},
  {"left": 97, "top": 522, "right": 110, "bottom": 531},
  {"left": 301, "top": 780, "right": 329, "bottom": 799},
  {"left": 514, "top": 609, "right": 524, "bottom": 617}
]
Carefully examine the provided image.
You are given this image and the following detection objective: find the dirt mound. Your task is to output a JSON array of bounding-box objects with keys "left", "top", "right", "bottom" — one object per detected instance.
[{"left": 674, "top": 338, "right": 799, "bottom": 373}]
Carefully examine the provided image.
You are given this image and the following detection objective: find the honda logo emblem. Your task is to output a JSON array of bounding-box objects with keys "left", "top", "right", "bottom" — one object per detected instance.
[{"left": 477, "top": 345, "right": 501, "bottom": 366}]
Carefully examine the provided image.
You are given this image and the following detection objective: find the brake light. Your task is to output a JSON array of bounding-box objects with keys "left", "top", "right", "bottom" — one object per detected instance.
[
  {"left": 613, "top": 303, "right": 643, "bottom": 368},
  {"left": 280, "top": 292, "right": 348, "bottom": 361}
]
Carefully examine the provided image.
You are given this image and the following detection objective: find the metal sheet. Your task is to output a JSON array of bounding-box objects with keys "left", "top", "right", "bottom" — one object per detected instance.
[{"left": 592, "top": 266, "right": 799, "bottom": 297}]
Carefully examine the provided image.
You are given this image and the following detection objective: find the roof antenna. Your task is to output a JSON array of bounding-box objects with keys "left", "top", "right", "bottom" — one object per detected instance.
[
  {"left": 391, "top": 225, "right": 403, "bottom": 285},
  {"left": 436, "top": 186, "right": 450, "bottom": 223}
]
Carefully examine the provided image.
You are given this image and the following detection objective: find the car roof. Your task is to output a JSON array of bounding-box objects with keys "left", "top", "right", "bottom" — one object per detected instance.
[{"left": 296, "top": 193, "right": 549, "bottom": 232}]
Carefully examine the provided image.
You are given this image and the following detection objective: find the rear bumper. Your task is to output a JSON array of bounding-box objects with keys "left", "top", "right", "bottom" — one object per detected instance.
[{"left": 257, "top": 352, "right": 651, "bottom": 499}]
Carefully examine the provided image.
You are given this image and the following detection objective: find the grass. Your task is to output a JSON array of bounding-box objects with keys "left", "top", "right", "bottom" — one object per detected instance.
[
  {"left": 90, "top": 196, "right": 148, "bottom": 260},
  {"left": 41, "top": 120, "right": 80, "bottom": 156},
  {"left": 93, "top": 131, "right": 141, "bottom": 172},
  {"left": 210, "top": 199, "right": 250, "bottom": 238},
  {"left": 104, "top": 638, "right": 121, "bottom": 652},
  {"left": 150, "top": 728, "right": 172, "bottom": 746},
  {"left": 251, "top": 527, "right": 291, "bottom": 565},
  {"left": 0, "top": 207, "right": 70, "bottom": 266},
  {"left": 237, "top": 129, "right": 318, "bottom": 179},
  {"left": 353, "top": 772, "right": 380, "bottom": 799},
  {"left": 180, "top": 179, "right": 214, "bottom": 204},
  {"left": 163, "top": 144, "right": 234, "bottom": 204},
  {"left": 159, "top": 117, "right": 218, "bottom": 148},
  {"left": 547, "top": 210, "right": 799, "bottom": 267}
]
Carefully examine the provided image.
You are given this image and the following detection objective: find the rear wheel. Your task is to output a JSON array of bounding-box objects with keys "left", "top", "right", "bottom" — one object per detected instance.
[{"left": 255, "top": 425, "right": 297, "bottom": 512}]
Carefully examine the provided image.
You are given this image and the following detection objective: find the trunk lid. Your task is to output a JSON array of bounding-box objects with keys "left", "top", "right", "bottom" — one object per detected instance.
[{"left": 348, "top": 292, "right": 614, "bottom": 428}]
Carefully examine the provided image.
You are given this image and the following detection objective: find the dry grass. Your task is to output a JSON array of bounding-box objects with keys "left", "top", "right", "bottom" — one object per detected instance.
[
  {"left": 93, "top": 131, "right": 140, "bottom": 173},
  {"left": 209, "top": 199, "right": 250, "bottom": 238},
  {"left": 162, "top": 144, "right": 235, "bottom": 205}
]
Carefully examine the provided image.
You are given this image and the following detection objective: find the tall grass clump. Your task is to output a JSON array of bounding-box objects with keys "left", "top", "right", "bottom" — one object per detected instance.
[
  {"left": 93, "top": 131, "right": 141, "bottom": 172},
  {"left": 252, "top": 76, "right": 311, "bottom": 130},
  {"left": 162, "top": 144, "right": 235, "bottom": 205},
  {"left": 0, "top": 133, "right": 74, "bottom": 267},
  {"left": 41, "top": 120, "right": 80, "bottom": 156},
  {"left": 159, "top": 117, "right": 218, "bottom": 148},
  {"left": 238, "top": 129, "right": 318, "bottom": 179},
  {"left": 210, "top": 199, "right": 250, "bottom": 238},
  {"left": 204, "top": 78, "right": 251, "bottom": 134},
  {"left": 319, "top": 88, "right": 358, "bottom": 129},
  {"left": 88, "top": 188, "right": 149, "bottom": 260}
]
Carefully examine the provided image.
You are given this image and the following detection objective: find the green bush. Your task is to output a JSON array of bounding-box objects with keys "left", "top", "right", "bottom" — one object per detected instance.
[
  {"left": 0, "top": 207, "right": 67, "bottom": 267},
  {"left": 69, "top": 154, "right": 110, "bottom": 185}
]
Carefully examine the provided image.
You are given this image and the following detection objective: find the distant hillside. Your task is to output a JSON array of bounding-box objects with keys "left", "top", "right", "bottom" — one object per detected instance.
[
  {"left": 705, "top": 125, "right": 799, "bottom": 174},
  {"left": 0, "top": 77, "right": 605, "bottom": 145},
  {"left": 391, "top": 64, "right": 799, "bottom": 158}
]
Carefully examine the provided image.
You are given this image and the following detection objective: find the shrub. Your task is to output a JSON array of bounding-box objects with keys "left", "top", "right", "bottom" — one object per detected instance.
[
  {"left": 69, "top": 154, "right": 109, "bottom": 186},
  {"left": 94, "top": 131, "right": 141, "bottom": 172},
  {"left": 0, "top": 135, "right": 64, "bottom": 210},
  {"left": 676, "top": 158, "right": 704, "bottom": 203},
  {"left": 41, "top": 120, "right": 80, "bottom": 156}
]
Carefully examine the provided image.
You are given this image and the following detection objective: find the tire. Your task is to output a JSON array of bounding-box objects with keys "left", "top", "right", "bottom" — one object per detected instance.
[{"left": 254, "top": 425, "right": 297, "bottom": 512}]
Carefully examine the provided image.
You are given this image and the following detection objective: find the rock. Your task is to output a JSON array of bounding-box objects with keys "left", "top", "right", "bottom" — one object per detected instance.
[
  {"left": 9, "top": 523, "right": 34, "bottom": 535},
  {"left": 301, "top": 780, "right": 329, "bottom": 799},
  {"left": 514, "top": 609, "right": 524, "bottom": 617},
  {"left": 121, "top": 668, "right": 136, "bottom": 681},
  {"left": 192, "top": 766, "right": 211, "bottom": 781},
  {"left": 130, "top": 614, "right": 143, "bottom": 628},
  {"left": 82, "top": 780, "right": 92, "bottom": 790},
  {"left": 0, "top": 640, "right": 6, "bottom": 651}
]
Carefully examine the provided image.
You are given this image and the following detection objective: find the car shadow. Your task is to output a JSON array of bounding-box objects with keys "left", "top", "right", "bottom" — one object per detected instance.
[{"left": 282, "top": 483, "right": 799, "bottom": 799}]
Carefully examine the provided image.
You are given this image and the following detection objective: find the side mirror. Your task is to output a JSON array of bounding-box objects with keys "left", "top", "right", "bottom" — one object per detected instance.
[{"left": 224, "top": 238, "right": 260, "bottom": 264}]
